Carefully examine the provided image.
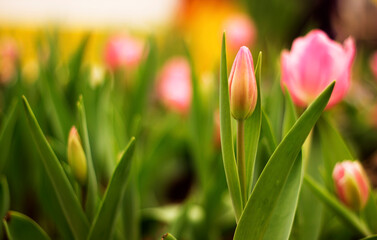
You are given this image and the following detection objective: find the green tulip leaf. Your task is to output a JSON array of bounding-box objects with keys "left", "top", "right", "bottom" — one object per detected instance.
[
  {"left": 219, "top": 32, "right": 242, "bottom": 221},
  {"left": 262, "top": 86, "right": 303, "bottom": 240},
  {"left": 292, "top": 128, "right": 324, "bottom": 240},
  {"left": 245, "top": 51, "right": 262, "bottom": 195},
  {"left": 22, "top": 96, "right": 89, "bottom": 240},
  {"left": 3, "top": 211, "right": 50, "bottom": 240},
  {"left": 77, "top": 96, "right": 99, "bottom": 221},
  {"left": 234, "top": 82, "right": 335, "bottom": 240},
  {"left": 87, "top": 137, "right": 135, "bottom": 240}
]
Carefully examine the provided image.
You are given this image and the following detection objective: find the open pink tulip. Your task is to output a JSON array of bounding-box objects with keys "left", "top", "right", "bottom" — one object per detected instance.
[
  {"left": 333, "top": 160, "right": 369, "bottom": 211},
  {"left": 223, "top": 14, "right": 257, "bottom": 52},
  {"left": 229, "top": 46, "right": 257, "bottom": 120},
  {"left": 104, "top": 35, "right": 144, "bottom": 70},
  {"left": 157, "top": 57, "right": 192, "bottom": 114},
  {"left": 370, "top": 52, "right": 377, "bottom": 80},
  {"left": 281, "top": 30, "right": 355, "bottom": 108}
]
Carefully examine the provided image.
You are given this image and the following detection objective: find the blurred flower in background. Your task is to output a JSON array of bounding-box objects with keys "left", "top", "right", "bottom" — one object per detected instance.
[
  {"left": 104, "top": 35, "right": 145, "bottom": 70},
  {"left": 157, "top": 57, "right": 192, "bottom": 115},
  {"left": 222, "top": 14, "right": 256, "bottom": 53},
  {"left": 0, "top": 38, "right": 19, "bottom": 84},
  {"left": 370, "top": 52, "right": 377, "bottom": 80},
  {"left": 281, "top": 30, "right": 355, "bottom": 109}
]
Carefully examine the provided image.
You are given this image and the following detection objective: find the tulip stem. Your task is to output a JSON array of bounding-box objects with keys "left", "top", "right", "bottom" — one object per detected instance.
[{"left": 237, "top": 120, "right": 247, "bottom": 208}]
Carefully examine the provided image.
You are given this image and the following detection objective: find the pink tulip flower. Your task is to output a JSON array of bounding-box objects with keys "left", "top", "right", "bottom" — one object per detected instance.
[
  {"left": 223, "top": 14, "right": 257, "bottom": 52},
  {"left": 229, "top": 46, "right": 257, "bottom": 120},
  {"left": 281, "top": 30, "right": 356, "bottom": 108},
  {"left": 333, "top": 160, "right": 370, "bottom": 211},
  {"left": 104, "top": 35, "right": 144, "bottom": 70},
  {"left": 157, "top": 57, "right": 192, "bottom": 114},
  {"left": 370, "top": 52, "right": 377, "bottom": 80}
]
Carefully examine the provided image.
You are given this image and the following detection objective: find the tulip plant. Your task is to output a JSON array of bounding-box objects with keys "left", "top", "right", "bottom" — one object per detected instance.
[{"left": 0, "top": 27, "right": 377, "bottom": 240}]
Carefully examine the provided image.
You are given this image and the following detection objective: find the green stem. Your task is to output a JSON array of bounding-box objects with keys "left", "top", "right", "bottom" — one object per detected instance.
[{"left": 237, "top": 120, "right": 247, "bottom": 207}]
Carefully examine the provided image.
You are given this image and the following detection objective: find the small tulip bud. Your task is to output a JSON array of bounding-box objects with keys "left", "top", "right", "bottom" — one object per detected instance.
[
  {"left": 333, "top": 160, "right": 370, "bottom": 211},
  {"left": 228, "top": 46, "right": 257, "bottom": 120},
  {"left": 67, "top": 126, "right": 87, "bottom": 185}
]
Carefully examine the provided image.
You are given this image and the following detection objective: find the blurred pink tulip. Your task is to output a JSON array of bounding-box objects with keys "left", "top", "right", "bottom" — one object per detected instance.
[
  {"left": 104, "top": 35, "right": 144, "bottom": 70},
  {"left": 370, "top": 52, "right": 377, "bottom": 80},
  {"left": 281, "top": 30, "right": 355, "bottom": 108},
  {"left": 0, "top": 38, "right": 19, "bottom": 84},
  {"left": 333, "top": 160, "right": 369, "bottom": 211},
  {"left": 157, "top": 57, "right": 192, "bottom": 114},
  {"left": 229, "top": 46, "right": 257, "bottom": 120},
  {"left": 223, "top": 14, "right": 256, "bottom": 52}
]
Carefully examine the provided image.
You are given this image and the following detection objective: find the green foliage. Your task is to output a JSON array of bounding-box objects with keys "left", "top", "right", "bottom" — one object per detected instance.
[
  {"left": 88, "top": 137, "right": 135, "bottom": 240},
  {"left": 3, "top": 211, "right": 50, "bottom": 240},
  {"left": 233, "top": 82, "right": 334, "bottom": 239},
  {"left": 219, "top": 33, "right": 242, "bottom": 221},
  {"left": 22, "top": 96, "right": 89, "bottom": 240}
]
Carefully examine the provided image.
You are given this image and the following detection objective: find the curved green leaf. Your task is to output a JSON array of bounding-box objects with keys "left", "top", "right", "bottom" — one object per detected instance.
[
  {"left": 245, "top": 51, "right": 262, "bottom": 195},
  {"left": 3, "top": 211, "right": 50, "bottom": 240},
  {"left": 234, "top": 82, "right": 335, "bottom": 240},
  {"left": 292, "top": 128, "right": 324, "bottom": 240},
  {"left": 219, "top": 32, "right": 242, "bottom": 221},
  {"left": 262, "top": 87, "right": 302, "bottom": 240},
  {"left": 87, "top": 137, "right": 135, "bottom": 240},
  {"left": 77, "top": 96, "right": 98, "bottom": 221},
  {"left": 22, "top": 96, "right": 89, "bottom": 240}
]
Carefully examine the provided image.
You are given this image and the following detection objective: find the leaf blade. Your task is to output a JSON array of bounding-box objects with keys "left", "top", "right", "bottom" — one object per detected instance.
[
  {"left": 234, "top": 82, "right": 335, "bottom": 240},
  {"left": 245, "top": 51, "right": 262, "bottom": 195},
  {"left": 3, "top": 211, "right": 50, "bottom": 240},
  {"left": 219, "top": 32, "right": 242, "bottom": 220},
  {"left": 77, "top": 96, "right": 98, "bottom": 222},
  {"left": 22, "top": 96, "right": 89, "bottom": 240},
  {"left": 87, "top": 137, "right": 135, "bottom": 240}
]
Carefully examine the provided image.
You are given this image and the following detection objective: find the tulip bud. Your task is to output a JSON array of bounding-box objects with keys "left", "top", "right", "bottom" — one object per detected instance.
[
  {"left": 332, "top": 160, "right": 370, "bottom": 211},
  {"left": 67, "top": 126, "right": 87, "bottom": 185},
  {"left": 228, "top": 46, "right": 257, "bottom": 120}
]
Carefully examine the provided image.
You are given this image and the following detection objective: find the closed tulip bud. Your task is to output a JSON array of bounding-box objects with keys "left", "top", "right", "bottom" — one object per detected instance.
[
  {"left": 228, "top": 46, "right": 257, "bottom": 120},
  {"left": 67, "top": 126, "right": 87, "bottom": 185},
  {"left": 333, "top": 160, "right": 370, "bottom": 211}
]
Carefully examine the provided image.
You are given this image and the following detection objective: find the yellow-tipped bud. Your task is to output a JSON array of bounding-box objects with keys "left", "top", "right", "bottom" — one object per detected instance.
[
  {"left": 67, "top": 126, "right": 87, "bottom": 185},
  {"left": 228, "top": 46, "right": 257, "bottom": 120}
]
